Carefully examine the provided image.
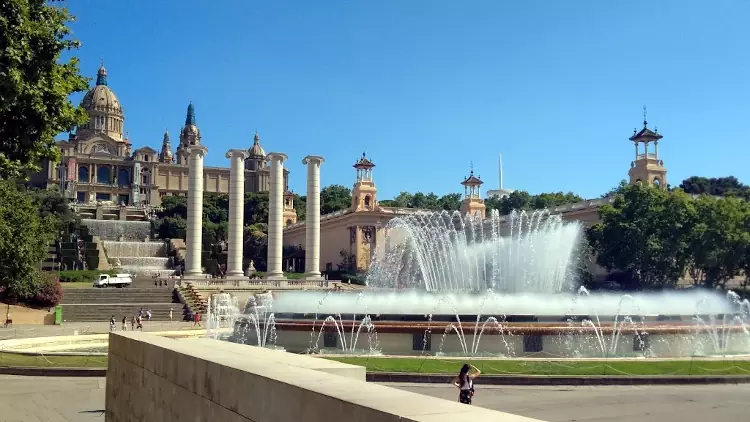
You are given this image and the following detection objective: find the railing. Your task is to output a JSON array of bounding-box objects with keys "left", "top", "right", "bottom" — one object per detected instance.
[{"left": 185, "top": 279, "right": 337, "bottom": 289}]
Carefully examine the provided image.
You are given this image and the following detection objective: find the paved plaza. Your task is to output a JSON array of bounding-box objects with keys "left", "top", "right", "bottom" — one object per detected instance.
[
  {"left": 0, "top": 321, "right": 199, "bottom": 340},
  {"left": 0, "top": 376, "right": 746, "bottom": 421}
]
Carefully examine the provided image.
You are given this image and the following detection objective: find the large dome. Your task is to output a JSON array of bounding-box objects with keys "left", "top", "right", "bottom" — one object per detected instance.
[
  {"left": 76, "top": 63, "right": 125, "bottom": 141},
  {"left": 80, "top": 64, "right": 123, "bottom": 117}
]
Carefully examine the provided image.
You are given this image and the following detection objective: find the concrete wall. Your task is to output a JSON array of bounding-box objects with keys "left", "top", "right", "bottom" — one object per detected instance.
[{"left": 106, "top": 332, "right": 541, "bottom": 421}]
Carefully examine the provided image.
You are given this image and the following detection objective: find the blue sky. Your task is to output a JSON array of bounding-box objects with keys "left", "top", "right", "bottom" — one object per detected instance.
[{"left": 63, "top": 0, "right": 750, "bottom": 199}]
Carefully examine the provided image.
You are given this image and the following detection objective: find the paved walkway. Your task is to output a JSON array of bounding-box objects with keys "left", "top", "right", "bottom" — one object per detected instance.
[
  {"left": 0, "top": 376, "right": 746, "bottom": 422},
  {"left": 0, "top": 322, "right": 201, "bottom": 340},
  {"left": 390, "top": 383, "right": 750, "bottom": 422}
]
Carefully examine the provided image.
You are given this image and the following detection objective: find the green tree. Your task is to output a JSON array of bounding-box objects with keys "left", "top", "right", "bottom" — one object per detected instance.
[
  {"left": 587, "top": 184, "right": 696, "bottom": 289},
  {"left": 0, "top": 180, "right": 57, "bottom": 300},
  {"left": 603, "top": 180, "right": 629, "bottom": 197},
  {"left": 0, "top": 0, "right": 89, "bottom": 179},
  {"left": 438, "top": 193, "right": 462, "bottom": 211},
  {"left": 679, "top": 176, "right": 750, "bottom": 199},
  {"left": 26, "top": 185, "right": 77, "bottom": 233},
  {"left": 686, "top": 196, "right": 750, "bottom": 288},
  {"left": 320, "top": 184, "right": 352, "bottom": 214}
]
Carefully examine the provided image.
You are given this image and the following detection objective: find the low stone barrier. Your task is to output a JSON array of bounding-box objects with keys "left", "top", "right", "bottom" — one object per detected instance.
[{"left": 106, "top": 332, "right": 542, "bottom": 421}]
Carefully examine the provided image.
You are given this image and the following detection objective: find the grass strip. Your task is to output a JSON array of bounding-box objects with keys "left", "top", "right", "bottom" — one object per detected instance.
[{"left": 325, "top": 356, "right": 750, "bottom": 376}]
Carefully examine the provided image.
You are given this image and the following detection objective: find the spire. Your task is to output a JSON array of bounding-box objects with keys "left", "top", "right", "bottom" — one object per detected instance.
[
  {"left": 253, "top": 130, "right": 260, "bottom": 144},
  {"left": 643, "top": 105, "right": 648, "bottom": 128},
  {"left": 96, "top": 60, "right": 108, "bottom": 86},
  {"left": 162, "top": 129, "right": 171, "bottom": 146},
  {"left": 185, "top": 102, "right": 196, "bottom": 126}
]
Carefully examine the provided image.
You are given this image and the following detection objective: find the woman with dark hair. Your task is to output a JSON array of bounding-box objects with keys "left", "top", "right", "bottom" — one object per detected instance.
[{"left": 452, "top": 363, "right": 481, "bottom": 405}]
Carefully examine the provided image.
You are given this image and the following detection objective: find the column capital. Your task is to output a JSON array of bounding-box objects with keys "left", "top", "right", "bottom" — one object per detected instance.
[
  {"left": 187, "top": 145, "right": 208, "bottom": 158},
  {"left": 225, "top": 149, "right": 250, "bottom": 160},
  {"left": 302, "top": 155, "right": 325, "bottom": 165},
  {"left": 265, "top": 152, "right": 288, "bottom": 163}
]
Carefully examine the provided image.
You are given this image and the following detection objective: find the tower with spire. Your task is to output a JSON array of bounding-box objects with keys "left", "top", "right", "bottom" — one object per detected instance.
[
  {"left": 351, "top": 153, "right": 378, "bottom": 212},
  {"left": 460, "top": 165, "right": 486, "bottom": 219},
  {"left": 245, "top": 131, "right": 266, "bottom": 171},
  {"left": 628, "top": 107, "right": 667, "bottom": 189},
  {"left": 158, "top": 130, "right": 174, "bottom": 163},
  {"left": 486, "top": 153, "right": 515, "bottom": 199},
  {"left": 175, "top": 102, "right": 201, "bottom": 164}
]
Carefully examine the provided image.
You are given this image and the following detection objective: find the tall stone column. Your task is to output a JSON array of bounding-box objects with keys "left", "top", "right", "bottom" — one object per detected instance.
[
  {"left": 302, "top": 156, "right": 325, "bottom": 278},
  {"left": 265, "top": 152, "right": 287, "bottom": 278},
  {"left": 225, "top": 149, "right": 249, "bottom": 277},
  {"left": 184, "top": 146, "right": 208, "bottom": 276}
]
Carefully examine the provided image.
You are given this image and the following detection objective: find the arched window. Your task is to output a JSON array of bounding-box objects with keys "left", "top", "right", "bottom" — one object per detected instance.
[
  {"left": 652, "top": 178, "right": 661, "bottom": 188},
  {"left": 97, "top": 166, "right": 110, "bottom": 184},
  {"left": 286, "top": 219, "right": 293, "bottom": 226},
  {"left": 364, "top": 195, "right": 371, "bottom": 209},
  {"left": 117, "top": 169, "right": 130, "bottom": 187},
  {"left": 78, "top": 166, "right": 89, "bottom": 183}
]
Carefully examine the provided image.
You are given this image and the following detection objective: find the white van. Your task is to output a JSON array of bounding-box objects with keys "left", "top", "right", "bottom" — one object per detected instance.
[{"left": 94, "top": 273, "right": 133, "bottom": 288}]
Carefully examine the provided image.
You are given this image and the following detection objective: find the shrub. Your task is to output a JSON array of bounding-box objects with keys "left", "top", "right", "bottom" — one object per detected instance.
[
  {"left": 58, "top": 270, "right": 115, "bottom": 283},
  {"left": 30, "top": 276, "right": 64, "bottom": 308}
]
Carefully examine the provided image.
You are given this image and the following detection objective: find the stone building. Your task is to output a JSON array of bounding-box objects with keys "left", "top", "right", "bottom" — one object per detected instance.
[{"left": 29, "top": 63, "right": 290, "bottom": 208}]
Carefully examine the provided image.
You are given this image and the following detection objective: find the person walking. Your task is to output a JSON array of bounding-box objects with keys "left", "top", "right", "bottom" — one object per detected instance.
[
  {"left": 121, "top": 316, "right": 127, "bottom": 331},
  {"left": 109, "top": 315, "right": 116, "bottom": 332},
  {"left": 452, "top": 363, "right": 481, "bottom": 405},
  {"left": 4, "top": 310, "right": 12, "bottom": 328},
  {"left": 169, "top": 308, "right": 173, "bottom": 322}
]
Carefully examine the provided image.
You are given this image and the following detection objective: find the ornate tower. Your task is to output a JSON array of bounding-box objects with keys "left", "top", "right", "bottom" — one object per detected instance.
[
  {"left": 175, "top": 102, "right": 201, "bottom": 165},
  {"left": 460, "top": 168, "right": 486, "bottom": 219},
  {"left": 76, "top": 62, "right": 125, "bottom": 143},
  {"left": 351, "top": 153, "right": 378, "bottom": 212},
  {"left": 158, "top": 130, "right": 174, "bottom": 163},
  {"left": 283, "top": 190, "right": 298, "bottom": 227},
  {"left": 628, "top": 108, "right": 667, "bottom": 189},
  {"left": 245, "top": 131, "right": 266, "bottom": 171}
]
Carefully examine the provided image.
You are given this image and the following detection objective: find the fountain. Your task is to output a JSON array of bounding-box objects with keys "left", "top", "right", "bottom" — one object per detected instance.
[
  {"left": 81, "top": 219, "right": 151, "bottom": 241},
  {"left": 225, "top": 210, "right": 750, "bottom": 358},
  {"left": 103, "top": 240, "right": 170, "bottom": 276},
  {"left": 206, "top": 293, "right": 241, "bottom": 340},
  {"left": 230, "top": 293, "right": 284, "bottom": 349}
]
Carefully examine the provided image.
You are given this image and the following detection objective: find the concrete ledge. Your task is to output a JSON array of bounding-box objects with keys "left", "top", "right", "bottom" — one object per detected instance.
[
  {"left": 367, "top": 372, "right": 750, "bottom": 385},
  {"left": 107, "top": 332, "right": 541, "bottom": 421}
]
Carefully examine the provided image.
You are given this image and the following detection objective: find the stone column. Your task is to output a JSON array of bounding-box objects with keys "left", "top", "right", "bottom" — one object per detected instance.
[
  {"left": 302, "top": 156, "right": 325, "bottom": 278},
  {"left": 225, "top": 149, "right": 249, "bottom": 277},
  {"left": 265, "top": 152, "right": 287, "bottom": 278},
  {"left": 184, "top": 145, "right": 208, "bottom": 276}
]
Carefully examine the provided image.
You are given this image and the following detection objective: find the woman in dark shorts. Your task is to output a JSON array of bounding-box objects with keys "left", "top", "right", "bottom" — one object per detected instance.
[{"left": 452, "top": 363, "right": 481, "bottom": 404}]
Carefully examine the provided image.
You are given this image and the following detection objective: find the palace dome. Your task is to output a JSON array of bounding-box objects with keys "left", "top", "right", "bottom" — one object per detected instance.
[{"left": 80, "top": 63, "right": 123, "bottom": 118}]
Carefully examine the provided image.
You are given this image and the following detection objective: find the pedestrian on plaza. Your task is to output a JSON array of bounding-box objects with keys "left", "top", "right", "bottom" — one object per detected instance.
[
  {"left": 121, "top": 316, "right": 127, "bottom": 331},
  {"left": 452, "top": 363, "right": 480, "bottom": 405},
  {"left": 109, "top": 315, "right": 115, "bottom": 331},
  {"left": 193, "top": 312, "right": 201, "bottom": 327},
  {"left": 169, "top": 308, "right": 173, "bottom": 322},
  {"left": 130, "top": 316, "right": 136, "bottom": 331},
  {"left": 136, "top": 315, "right": 143, "bottom": 331}
]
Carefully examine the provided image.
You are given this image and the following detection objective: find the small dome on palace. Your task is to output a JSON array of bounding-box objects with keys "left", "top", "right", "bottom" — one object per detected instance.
[
  {"left": 248, "top": 131, "right": 266, "bottom": 158},
  {"left": 80, "top": 63, "right": 123, "bottom": 117}
]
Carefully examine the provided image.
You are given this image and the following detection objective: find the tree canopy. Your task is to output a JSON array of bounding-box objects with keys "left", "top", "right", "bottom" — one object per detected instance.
[
  {"left": 0, "top": 0, "right": 89, "bottom": 179},
  {"left": 679, "top": 176, "right": 750, "bottom": 199},
  {"left": 0, "top": 180, "right": 58, "bottom": 300}
]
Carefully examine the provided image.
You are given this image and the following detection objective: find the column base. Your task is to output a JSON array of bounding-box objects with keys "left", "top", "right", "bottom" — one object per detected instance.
[
  {"left": 225, "top": 271, "right": 244, "bottom": 277},
  {"left": 264, "top": 271, "right": 284, "bottom": 279},
  {"left": 183, "top": 270, "right": 204, "bottom": 277},
  {"left": 304, "top": 271, "right": 322, "bottom": 280}
]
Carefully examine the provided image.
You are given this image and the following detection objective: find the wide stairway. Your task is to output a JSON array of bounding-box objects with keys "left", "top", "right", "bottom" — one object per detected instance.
[{"left": 61, "top": 287, "right": 182, "bottom": 322}]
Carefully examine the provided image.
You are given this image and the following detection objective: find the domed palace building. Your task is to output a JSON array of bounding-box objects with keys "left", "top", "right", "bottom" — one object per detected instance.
[{"left": 29, "top": 63, "right": 291, "bottom": 219}]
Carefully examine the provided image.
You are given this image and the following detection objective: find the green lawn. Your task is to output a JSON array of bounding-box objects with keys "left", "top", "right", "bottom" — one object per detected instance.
[
  {"left": 0, "top": 353, "right": 107, "bottom": 368},
  {"left": 325, "top": 356, "right": 750, "bottom": 376}
]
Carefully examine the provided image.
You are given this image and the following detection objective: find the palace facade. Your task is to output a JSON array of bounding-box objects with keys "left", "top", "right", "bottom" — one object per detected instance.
[{"left": 29, "top": 63, "right": 289, "bottom": 207}]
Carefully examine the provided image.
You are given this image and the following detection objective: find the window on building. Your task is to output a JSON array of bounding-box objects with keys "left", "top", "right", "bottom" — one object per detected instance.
[
  {"left": 78, "top": 166, "right": 89, "bottom": 183},
  {"left": 117, "top": 169, "right": 129, "bottom": 187},
  {"left": 117, "top": 194, "right": 129, "bottom": 205},
  {"left": 323, "top": 332, "right": 338, "bottom": 349},
  {"left": 413, "top": 332, "right": 431, "bottom": 352},
  {"left": 97, "top": 167, "right": 110, "bottom": 184},
  {"left": 76, "top": 192, "right": 86, "bottom": 203},
  {"left": 523, "top": 335, "right": 543, "bottom": 353},
  {"left": 95, "top": 192, "right": 111, "bottom": 202}
]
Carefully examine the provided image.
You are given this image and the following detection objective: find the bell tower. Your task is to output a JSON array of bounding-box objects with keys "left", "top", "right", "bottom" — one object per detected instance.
[
  {"left": 283, "top": 190, "right": 298, "bottom": 227},
  {"left": 460, "top": 166, "right": 486, "bottom": 219},
  {"left": 628, "top": 107, "right": 667, "bottom": 189},
  {"left": 351, "top": 153, "right": 378, "bottom": 212}
]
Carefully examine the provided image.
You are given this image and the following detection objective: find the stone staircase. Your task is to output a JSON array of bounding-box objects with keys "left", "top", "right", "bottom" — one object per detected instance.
[{"left": 60, "top": 287, "right": 183, "bottom": 322}]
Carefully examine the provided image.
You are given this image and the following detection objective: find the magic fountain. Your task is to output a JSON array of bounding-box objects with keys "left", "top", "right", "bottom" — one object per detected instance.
[{"left": 224, "top": 209, "right": 750, "bottom": 358}]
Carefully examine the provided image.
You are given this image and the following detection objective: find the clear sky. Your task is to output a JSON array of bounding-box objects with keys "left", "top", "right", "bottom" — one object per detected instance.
[{"left": 63, "top": 0, "right": 750, "bottom": 199}]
